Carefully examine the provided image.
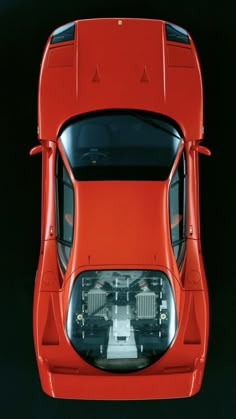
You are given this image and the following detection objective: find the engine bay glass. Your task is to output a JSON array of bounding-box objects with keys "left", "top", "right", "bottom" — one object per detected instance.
[{"left": 66, "top": 270, "right": 177, "bottom": 372}]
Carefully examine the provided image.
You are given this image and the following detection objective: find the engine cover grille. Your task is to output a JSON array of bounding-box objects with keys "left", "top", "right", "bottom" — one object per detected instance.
[
  {"left": 136, "top": 292, "right": 156, "bottom": 319},
  {"left": 87, "top": 289, "right": 107, "bottom": 317}
]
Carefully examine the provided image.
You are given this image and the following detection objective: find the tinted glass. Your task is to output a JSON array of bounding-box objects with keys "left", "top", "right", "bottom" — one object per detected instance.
[
  {"left": 67, "top": 269, "right": 177, "bottom": 372},
  {"left": 51, "top": 22, "right": 75, "bottom": 44},
  {"left": 169, "top": 152, "right": 186, "bottom": 267},
  {"left": 55, "top": 152, "right": 74, "bottom": 272},
  {"left": 165, "top": 23, "right": 190, "bottom": 44},
  {"left": 59, "top": 110, "right": 181, "bottom": 181}
]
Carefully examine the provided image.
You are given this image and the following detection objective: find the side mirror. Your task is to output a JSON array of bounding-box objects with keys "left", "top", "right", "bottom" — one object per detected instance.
[
  {"left": 191, "top": 144, "right": 211, "bottom": 156},
  {"left": 29, "top": 145, "right": 43, "bottom": 156},
  {"left": 29, "top": 144, "right": 52, "bottom": 156}
]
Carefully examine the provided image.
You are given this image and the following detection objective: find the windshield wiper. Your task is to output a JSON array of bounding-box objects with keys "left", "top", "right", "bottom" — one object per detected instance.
[{"left": 125, "top": 110, "right": 181, "bottom": 139}]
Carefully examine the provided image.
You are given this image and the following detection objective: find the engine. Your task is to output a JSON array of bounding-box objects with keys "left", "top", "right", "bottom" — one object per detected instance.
[{"left": 67, "top": 270, "right": 176, "bottom": 372}]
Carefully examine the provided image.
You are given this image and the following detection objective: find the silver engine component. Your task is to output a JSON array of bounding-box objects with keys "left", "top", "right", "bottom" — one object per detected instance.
[
  {"left": 87, "top": 289, "right": 107, "bottom": 317},
  {"left": 136, "top": 291, "right": 156, "bottom": 319},
  {"left": 107, "top": 305, "right": 137, "bottom": 359}
]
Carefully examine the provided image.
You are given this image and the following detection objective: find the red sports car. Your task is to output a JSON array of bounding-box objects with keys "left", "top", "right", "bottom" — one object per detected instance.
[{"left": 31, "top": 18, "right": 210, "bottom": 399}]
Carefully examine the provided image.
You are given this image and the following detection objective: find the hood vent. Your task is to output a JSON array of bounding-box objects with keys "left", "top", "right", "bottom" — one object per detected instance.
[
  {"left": 92, "top": 65, "right": 101, "bottom": 82},
  {"left": 140, "top": 66, "right": 150, "bottom": 83}
]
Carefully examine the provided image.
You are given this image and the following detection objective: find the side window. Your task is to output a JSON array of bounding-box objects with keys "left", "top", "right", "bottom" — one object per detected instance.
[
  {"left": 55, "top": 152, "right": 74, "bottom": 273},
  {"left": 169, "top": 152, "right": 187, "bottom": 269}
]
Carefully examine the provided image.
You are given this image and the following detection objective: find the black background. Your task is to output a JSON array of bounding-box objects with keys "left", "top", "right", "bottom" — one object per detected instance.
[{"left": 1, "top": 0, "right": 235, "bottom": 418}]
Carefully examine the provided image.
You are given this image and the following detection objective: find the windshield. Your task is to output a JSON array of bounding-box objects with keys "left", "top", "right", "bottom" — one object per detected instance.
[{"left": 59, "top": 110, "right": 182, "bottom": 181}]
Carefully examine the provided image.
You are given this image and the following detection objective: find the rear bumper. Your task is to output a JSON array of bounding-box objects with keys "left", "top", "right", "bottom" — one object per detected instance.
[{"left": 40, "top": 363, "right": 203, "bottom": 400}]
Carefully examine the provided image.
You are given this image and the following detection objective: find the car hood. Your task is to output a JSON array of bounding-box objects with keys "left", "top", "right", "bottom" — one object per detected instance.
[
  {"left": 39, "top": 18, "right": 203, "bottom": 141},
  {"left": 71, "top": 180, "right": 174, "bottom": 267}
]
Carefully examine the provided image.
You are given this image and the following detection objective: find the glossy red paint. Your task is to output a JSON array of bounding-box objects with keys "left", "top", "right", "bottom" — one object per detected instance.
[
  {"left": 32, "top": 18, "right": 209, "bottom": 399},
  {"left": 38, "top": 18, "right": 203, "bottom": 141}
]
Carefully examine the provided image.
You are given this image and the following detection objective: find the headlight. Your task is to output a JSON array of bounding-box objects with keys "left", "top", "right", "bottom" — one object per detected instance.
[{"left": 51, "top": 22, "right": 75, "bottom": 44}]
